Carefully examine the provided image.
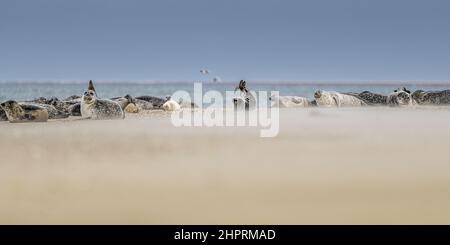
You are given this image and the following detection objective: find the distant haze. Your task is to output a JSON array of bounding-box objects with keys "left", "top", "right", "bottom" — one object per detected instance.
[{"left": 1, "top": 0, "right": 450, "bottom": 82}]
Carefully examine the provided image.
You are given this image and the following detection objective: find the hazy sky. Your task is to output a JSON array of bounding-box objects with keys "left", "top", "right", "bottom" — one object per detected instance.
[{"left": 1, "top": 0, "right": 449, "bottom": 81}]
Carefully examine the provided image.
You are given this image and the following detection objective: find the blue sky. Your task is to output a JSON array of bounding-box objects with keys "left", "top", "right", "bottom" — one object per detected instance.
[{"left": 0, "top": 0, "right": 449, "bottom": 81}]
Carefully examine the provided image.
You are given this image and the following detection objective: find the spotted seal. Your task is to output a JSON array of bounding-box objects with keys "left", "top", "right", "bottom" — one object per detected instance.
[
  {"left": 233, "top": 80, "right": 256, "bottom": 110},
  {"left": 0, "top": 100, "right": 49, "bottom": 123},
  {"left": 132, "top": 99, "right": 155, "bottom": 110},
  {"left": 411, "top": 89, "right": 450, "bottom": 105},
  {"left": 61, "top": 96, "right": 82, "bottom": 116},
  {"left": 30, "top": 103, "right": 69, "bottom": 119},
  {"left": 314, "top": 90, "right": 366, "bottom": 107},
  {"left": 47, "top": 97, "right": 77, "bottom": 113},
  {"left": 26, "top": 96, "right": 76, "bottom": 117},
  {"left": 111, "top": 95, "right": 136, "bottom": 110},
  {"left": 344, "top": 91, "right": 388, "bottom": 106},
  {"left": 387, "top": 87, "right": 414, "bottom": 106},
  {"left": 135, "top": 95, "right": 167, "bottom": 109},
  {"left": 80, "top": 81, "right": 124, "bottom": 120},
  {"left": 63, "top": 95, "right": 82, "bottom": 101},
  {"left": 111, "top": 95, "right": 139, "bottom": 113}
]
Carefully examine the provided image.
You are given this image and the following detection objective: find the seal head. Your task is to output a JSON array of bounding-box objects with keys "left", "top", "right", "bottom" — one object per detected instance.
[
  {"left": 387, "top": 87, "right": 413, "bottom": 106},
  {"left": 80, "top": 80, "right": 124, "bottom": 120}
]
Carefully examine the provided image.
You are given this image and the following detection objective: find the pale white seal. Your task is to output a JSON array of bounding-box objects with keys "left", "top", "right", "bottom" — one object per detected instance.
[
  {"left": 270, "top": 95, "right": 311, "bottom": 108},
  {"left": 162, "top": 100, "right": 181, "bottom": 111},
  {"left": 314, "top": 90, "right": 366, "bottom": 107}
]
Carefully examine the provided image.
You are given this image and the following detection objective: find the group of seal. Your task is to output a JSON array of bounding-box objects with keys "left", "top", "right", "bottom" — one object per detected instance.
[
  {"left": 2, "top": 80, "right": 450, "bottom": 123},
  {"left": 0, "top": 80, "right": 203, "bottom": 123},
  {"left": 0, "top": 80, "right": 183, "bottom": 123},
  {"left": 236, "top": 82, "right": 450, "bottom": 108},
  {"left": 0, "top": 100, "right": 49, "bottom": 123}
]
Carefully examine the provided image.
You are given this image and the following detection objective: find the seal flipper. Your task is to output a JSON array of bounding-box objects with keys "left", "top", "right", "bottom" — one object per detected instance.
[
  {"left": 0, "top": 107, "right": 7, "bottom": 121},
  {"left": 332, "top": 97, "right": 340, "bottom": 107}
]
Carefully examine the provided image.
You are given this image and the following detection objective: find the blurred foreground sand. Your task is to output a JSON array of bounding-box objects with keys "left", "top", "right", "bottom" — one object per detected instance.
[{"left": 1, "top": 107, "right": 450, "bottom": 224}]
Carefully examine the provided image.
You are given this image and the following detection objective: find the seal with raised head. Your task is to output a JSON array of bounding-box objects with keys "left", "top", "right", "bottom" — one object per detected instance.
[
  {"left": 0, "top": 100, "right": 49, "bottom": 123},
  {"left": 269, "top": 95, "right": 312, "bottom": 108},
  {"left": 412, "top": 89, "right": 450, "bottom": 105},
  {"left": 233, "top": 80, "right": 256, "bottom": 110},
  {"left": 80, "top": 81, "right": 124, "bottom": 120},
  {"left": 314, "top": 90, "right": 366, "bottom": 107},
  {"left": 387, "top": 87, "right": 414, "bottom": 106}
]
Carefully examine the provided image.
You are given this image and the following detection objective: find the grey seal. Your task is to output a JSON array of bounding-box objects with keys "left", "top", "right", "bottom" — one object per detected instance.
[
  {"left": 387, "top": 87, "right": 414, "bottom": 106},
  {"left": 0, "top": 100, "right": 49, "bottom": 123},
  {"left": 345, "top": 91, "right": 388, "bottom": 106},
  {"left": 80, "top": 81, "right": 124, "bottom": 120},
  {"left": 412, "top": 89, "right": 450, "bottom": 105},
  {"left": 30, "top": 103, "right": 69, "bottom": 119},
  {"left": 63, "top": 95, "right": 82, "bottom": 101},
  {"left": 134, "top": 99, "right": 156, "bottom": 110},
  {"left": 135, "top": 95, "right": 168, "bottom": 109},
  {"left": 111, "top": 95, "right": 140, "bottom": 113},
  {"left": 26, "top": 96, "right": 76, "bottom": 117},
  {"left": 61, "top": 96, "right": 83, "bottom": 116},
  {"left": 111, "top": 95, "right": 136, "bottom": 110}
]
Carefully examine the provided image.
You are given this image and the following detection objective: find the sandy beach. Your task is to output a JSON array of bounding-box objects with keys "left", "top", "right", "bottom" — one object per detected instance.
[{"left": 1, "top": 107, "right": 450, "bottom": 224}]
